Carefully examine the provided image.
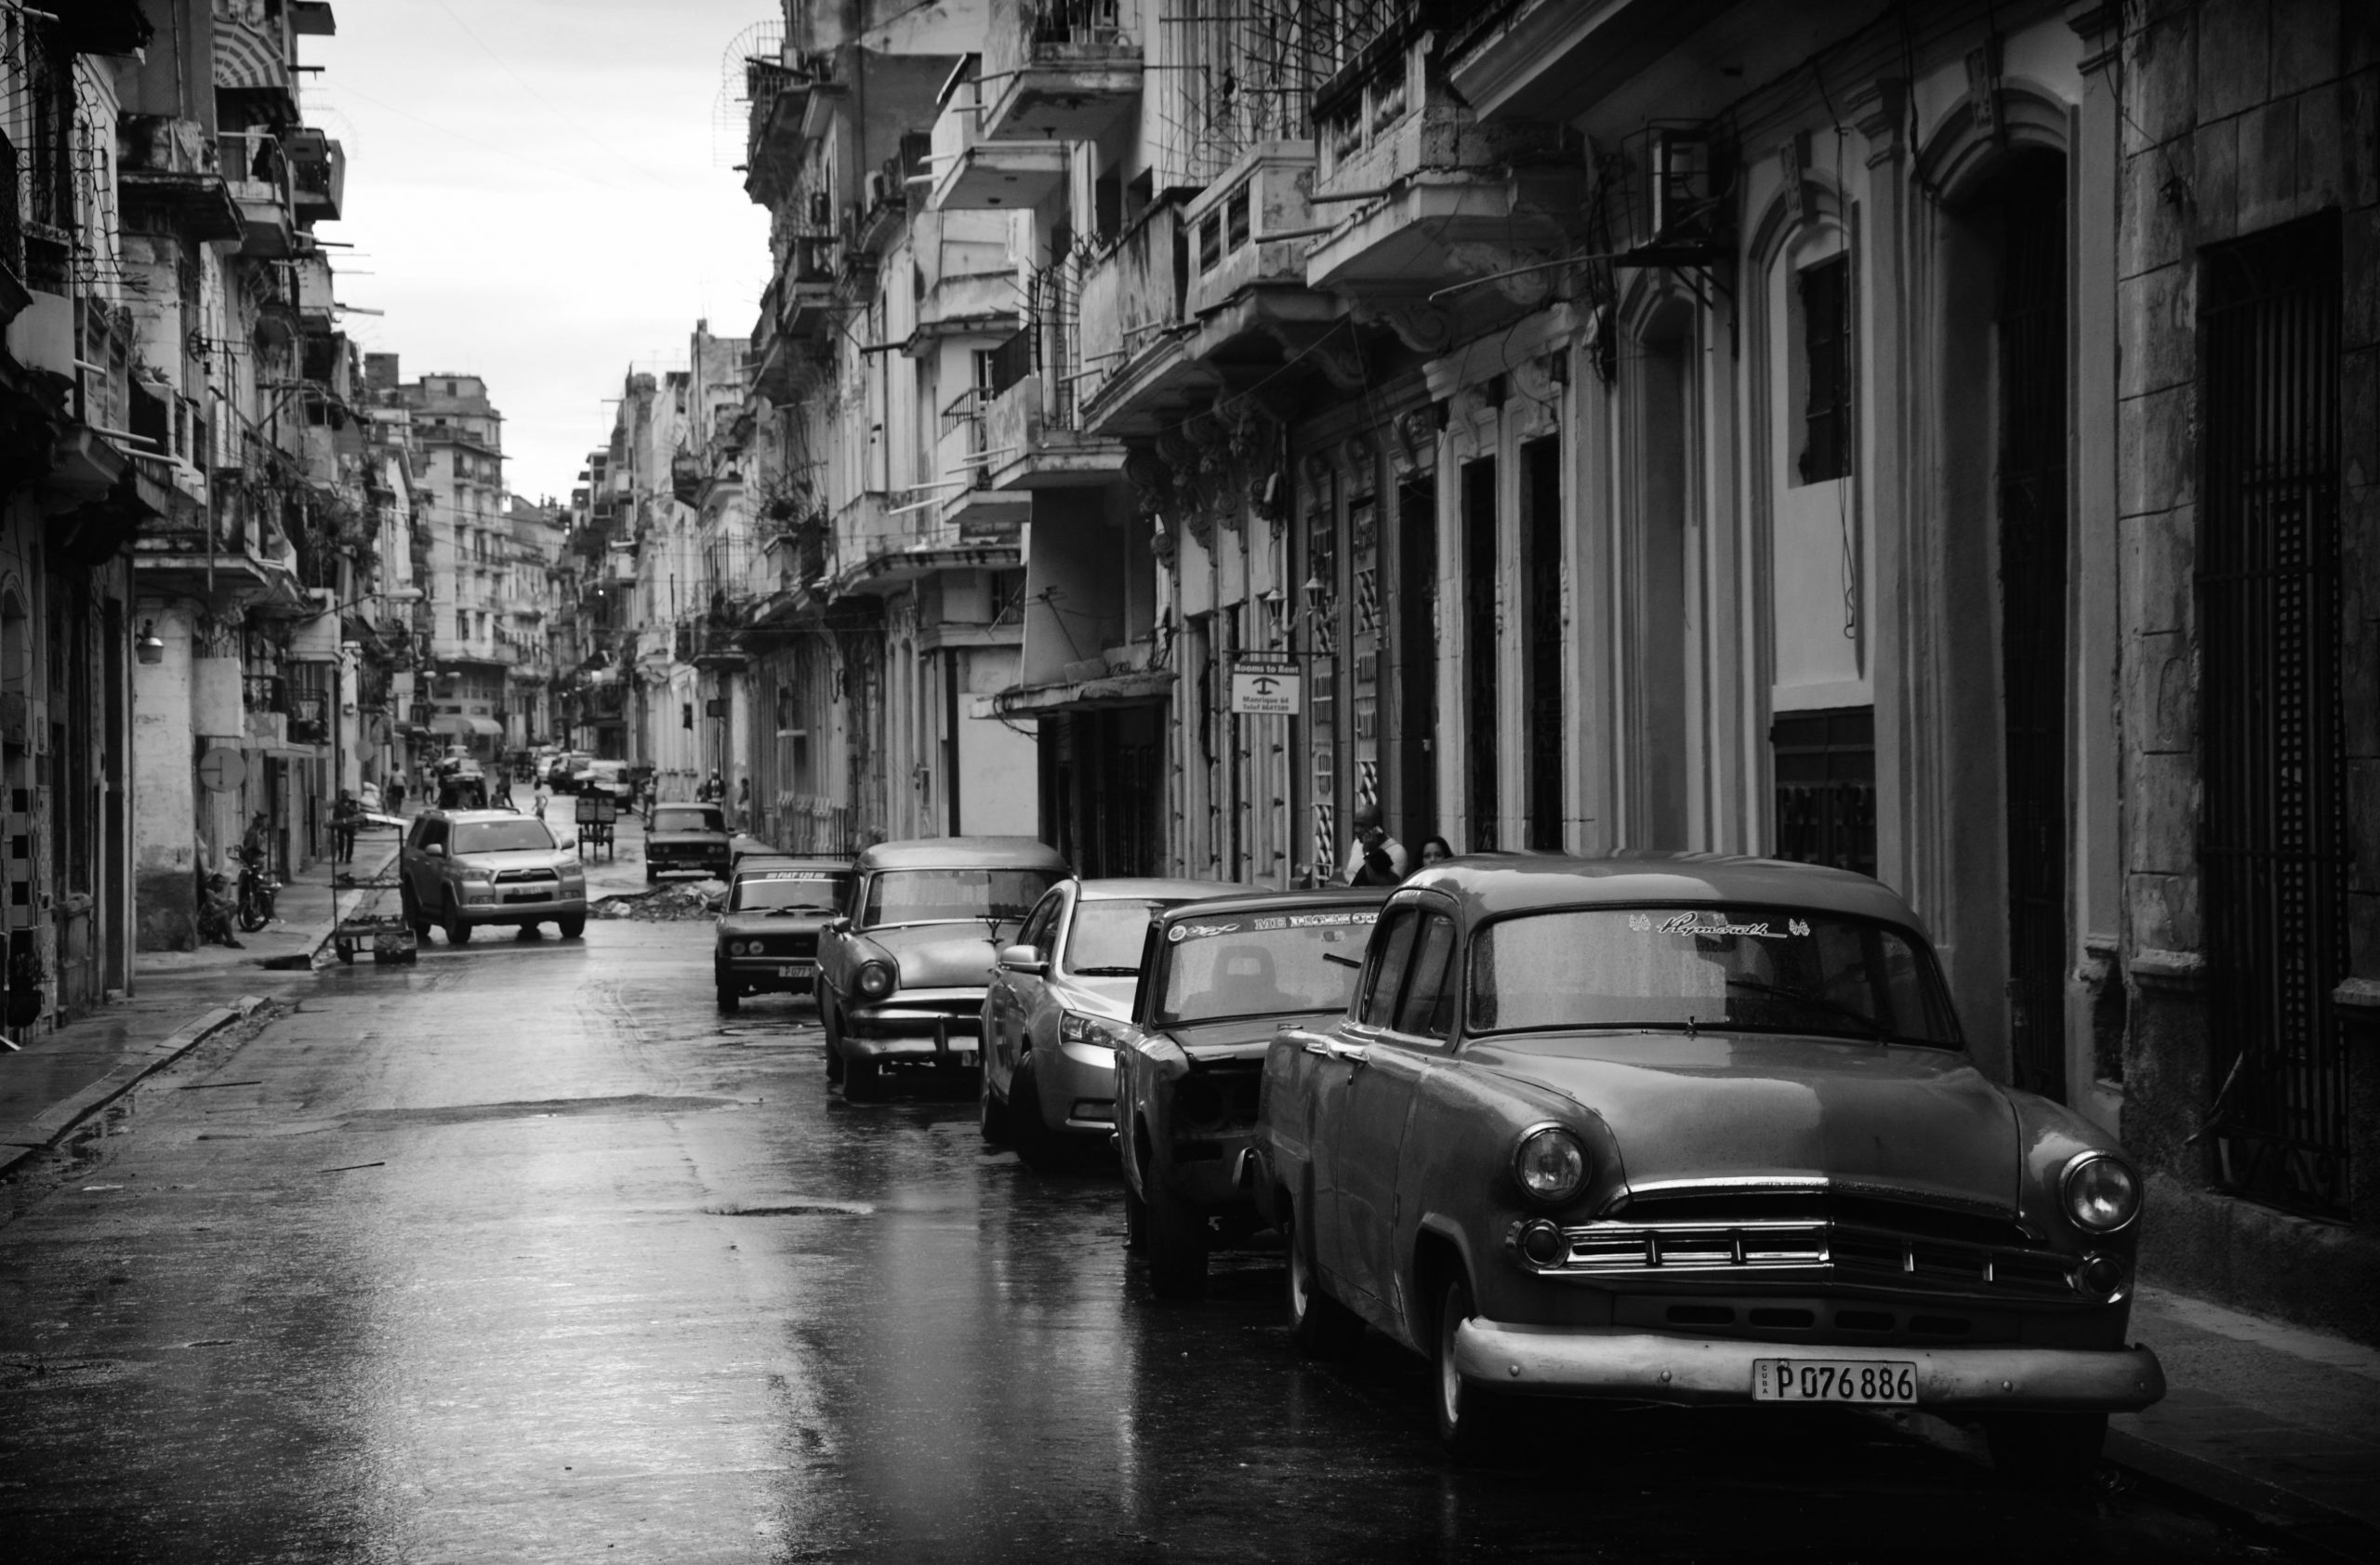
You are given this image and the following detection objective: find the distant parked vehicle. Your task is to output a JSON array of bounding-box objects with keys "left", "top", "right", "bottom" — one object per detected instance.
[
  {"left": 814, "top": 836, "right": 1069, "bottom": 1103},
  {"left": 399, "top": 808, "right": 588, "bottom": 944},
  {"left": 714, "top": 856, "right": 853, "bottom": 1013},
  {"left": 645, "top": 802, "right": 731, "bottom": 884}
]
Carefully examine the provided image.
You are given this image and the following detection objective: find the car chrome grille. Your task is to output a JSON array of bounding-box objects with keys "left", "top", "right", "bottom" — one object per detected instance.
[
  {"left": 1533, "top": 1191, "right": 2079, "bottom": 1301},
  {"left": 493, "top": 869, "right": 559, "bottom": 884}
]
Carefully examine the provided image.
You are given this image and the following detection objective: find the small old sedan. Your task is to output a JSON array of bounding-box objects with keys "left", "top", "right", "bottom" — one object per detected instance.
[
  {"left": 980, "top": 877, "right": 1240, "bottom": 1170},
  {"left": 645, "top": 801, "right": 731, "bottom": 883},
  {"left": 815, "top": 836, "right": 1068, "bottom": 1102},
  {"left": 399, "top": 809, "right": 588, "bottom": 943},
  {"left": 1255, "top": 855, "right": 2164, "bottom": 1480},
  {"left": 714, "top": 856, "right": 852, "bottom": 1013},
  {"left": 1113, "top": 887, "right": 1386, "bottom": 1297}
]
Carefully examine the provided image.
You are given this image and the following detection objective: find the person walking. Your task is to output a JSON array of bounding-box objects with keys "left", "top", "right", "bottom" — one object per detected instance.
[
  {"left": 1340, "top": 804, "right": 1408, "bottom": 885},
  {"left": 386, "top": 773, "right": 405, "bottom": 816},
  {"left": 331, "top": 790, "right": 360, "bottom": 864}
]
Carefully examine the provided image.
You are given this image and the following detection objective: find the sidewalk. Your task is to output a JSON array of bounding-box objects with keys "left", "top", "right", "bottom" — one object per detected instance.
[{"left": 0, "top": 832, "right": 401, "bottom": 1180}]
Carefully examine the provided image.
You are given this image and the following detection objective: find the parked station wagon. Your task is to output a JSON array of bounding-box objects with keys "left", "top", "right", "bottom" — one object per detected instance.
[
  {"left": 815, "top": 836, "right": 1068, "bottom": 1102},
  {"left": 981, "top": 877, "right": 1241, "bottom": 1170},
  {"left": 1113, "top": 887, "right": 1386, "bottom": 1297},
  {"left": 714, "top": 856, "right": 852, "bottom": 1013},
  {"left": 1255, "top": 854, "right": 2164, "bottom": 1479}
]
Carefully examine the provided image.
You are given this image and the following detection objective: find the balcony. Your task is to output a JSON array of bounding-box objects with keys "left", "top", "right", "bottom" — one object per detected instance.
[
  {"left": 218, "top": 130, "right": 298, "bottom": 259},
  {"left": 1303, "top": 33, "right": 1585, "bottom": 305},
  {"left": 743, "top": 50, "right": 840, "bottom": 206},
  {"left": 114, "top": 116, "right": 241, "bottom": 244},
  {"left": 1075, "top": 200, "right": 1210, "bottom": 440},
  {"left": 286, "top": 127, "right": 344, "bottom": 223},
  {"left": 985, "top": 372, "right": 1127, "bottom": 491},
  {"left": 930, "top": 73, "right": 1066, "bottom": 212},
  {"left": 980, "top": 0, "right": 1143, "bottom": 145}
]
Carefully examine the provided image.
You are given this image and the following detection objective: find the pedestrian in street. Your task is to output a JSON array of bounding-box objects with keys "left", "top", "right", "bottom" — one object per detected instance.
[
  {"left": 493, "top": 770, "right": 515, "bottom": 811},
  {"left": 386, "top": 774, "right": 406, "bottom": 816},
  {"left": 1350, "top": 841, "right": 1401, "bottom": 887},
  {"left": 1341, "top": 805, "right": 1408, "bottom": 885},
  {"left": 698, "top": 770, "right": 726, "bottom": 805},
  {"left": 1419, "top": 835, "right": 1454, "bottom": 866},
  {"left": 331, "top": 790, "right": 360, "bottom": 864}
]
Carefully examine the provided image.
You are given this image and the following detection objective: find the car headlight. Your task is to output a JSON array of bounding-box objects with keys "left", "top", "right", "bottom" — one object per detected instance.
[
  {"left": 457, "top": 864, "right": 492, "bottom": 883},
  {"left": 2060, "top": 1151, "right": 2141, "bottom": 1233},
  {"left": 1512, "top": 1125, "right": 1588, "bottom": 1206},
  {"left": 855, "top": 960, "right": 895, "bottom": 1000},
  {"left": 1059, "top": 1010, "right": 1110, "bottom": 1045},
  {"left": 558, "top": 862, "right": 584, "bottom": 881}
]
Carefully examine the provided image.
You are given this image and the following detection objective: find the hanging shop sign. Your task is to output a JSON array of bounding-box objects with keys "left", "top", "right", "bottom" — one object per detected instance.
[{"left": 1230, "top": 653, "right": 1302, "bottom": 716}]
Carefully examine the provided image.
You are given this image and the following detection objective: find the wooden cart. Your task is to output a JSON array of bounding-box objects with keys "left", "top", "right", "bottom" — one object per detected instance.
[
  {"left": 330, "top": 872, "right": 416, "bottom": 965},
  {"left": 575, "top": 790, "right": 618, "bottom": 861}
]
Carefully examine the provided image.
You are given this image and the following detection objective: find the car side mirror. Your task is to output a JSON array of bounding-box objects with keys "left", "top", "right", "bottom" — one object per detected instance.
[
  {"left": 998, "top": 943, "right": 1046, "bottom": 976},
  {"left": 425, "top": 842, "right": 445, "bottom": 857},
  {"left": 826, "top": 914, "right": 849, "bottom": 934}
]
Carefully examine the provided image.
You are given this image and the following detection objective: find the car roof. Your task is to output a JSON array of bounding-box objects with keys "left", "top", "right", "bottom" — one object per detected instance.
[
  {"left": 732, "top": 855, "right": 851, "bottom": 878},
  {"left": 1402, "top": 852, "right": 1925, "bottom": 928},
  {"left": 1076, "top": 877, "right": 1249, "bottom": 902},
  {"left": 1149, "top": 884, "right": 1393, "bottom": 923},
  {"left": 854, "top": 835, "right": 1069, "bottom": 871}
]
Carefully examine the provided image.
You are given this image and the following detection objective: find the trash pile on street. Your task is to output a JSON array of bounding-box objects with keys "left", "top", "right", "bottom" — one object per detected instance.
[{"left": 590, "top": 879, "right": 726, "bottom": 922}]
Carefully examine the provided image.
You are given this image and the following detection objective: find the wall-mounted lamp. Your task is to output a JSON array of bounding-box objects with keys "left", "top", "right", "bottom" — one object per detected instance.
[{"left": 135, "top": 621, "right": 165, "bottom": 665}]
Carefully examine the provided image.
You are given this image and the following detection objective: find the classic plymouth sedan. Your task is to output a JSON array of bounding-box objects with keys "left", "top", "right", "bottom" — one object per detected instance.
[
  {"left": 815, "top": 837, "right": 1068, "bottom": 1102},
  {"left": 1254, "top": 855, "right": 2164, "bottom": 1480},
  {"left": 1113, "top": 888, "right": 1387, "bottom": 1297}
]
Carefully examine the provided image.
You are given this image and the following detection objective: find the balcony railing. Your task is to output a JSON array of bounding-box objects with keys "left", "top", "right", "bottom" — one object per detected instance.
[{"left": 983, "top": 0, "right": 1143, "bottom": 144}]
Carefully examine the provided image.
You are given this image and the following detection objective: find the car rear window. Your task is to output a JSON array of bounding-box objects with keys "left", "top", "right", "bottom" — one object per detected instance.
[
  {"left": 861, "top": 869, "right": 1058, "bottom": 929},
  {"left": 1468, "top": 906, "right": 1963, "bottom": 1047},
  {"left": 1153, "top": 908, "right": 1378, "bottom": 1026},
  {"left": 652, "top": 806, "right": 724, "bottom": 833},
  {"left": 452, "top": 819, "right": 559, "bottom": 855},
  {"left": 731, "top": 870, "right": 850, "bottom": 912}
]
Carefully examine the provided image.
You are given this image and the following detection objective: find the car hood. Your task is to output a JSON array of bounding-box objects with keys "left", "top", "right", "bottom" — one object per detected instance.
[
  {"left": 1052, "top": 974, "right": 1137, "bottom": 1016},
  {"left": 455, "top": 848, "right": 574, "bottom": 873},
  {"left": 719, "top": 910, "right": 831, "bottom": 938},
  {"left": 865, "top": 923, "right": 1003, "bottom": 989},
  {"left": 1467, "top": 1033, "right": 2018, "bottom": 1213},
  {"left": 1159, "top": 1009, "right": 1339, "bottom": 1059}
]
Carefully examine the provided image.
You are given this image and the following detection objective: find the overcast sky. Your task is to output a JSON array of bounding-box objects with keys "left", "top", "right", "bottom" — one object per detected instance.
[{"left": 306, "top": 0, "right": 776, "bottom": 504}]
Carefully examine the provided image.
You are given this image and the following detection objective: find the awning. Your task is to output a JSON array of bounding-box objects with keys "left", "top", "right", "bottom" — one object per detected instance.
[{"left": 430, "top": 715, "right": 503, "bottom": 736}]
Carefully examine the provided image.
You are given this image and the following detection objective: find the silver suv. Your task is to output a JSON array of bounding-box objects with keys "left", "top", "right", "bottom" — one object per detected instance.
[{"left": 401, "top": 809, "right": 588, "bottom": 944}]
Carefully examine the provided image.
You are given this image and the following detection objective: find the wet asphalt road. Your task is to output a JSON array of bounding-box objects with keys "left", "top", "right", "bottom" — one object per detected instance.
[{"left": 0, "top": 842, "right": 2291, "bottom": 1563}]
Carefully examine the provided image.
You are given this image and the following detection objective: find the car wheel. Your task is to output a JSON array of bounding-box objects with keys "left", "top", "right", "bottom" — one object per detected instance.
[
  {"left": 402, "top": 887, "right": 433, "bottom": 942},
  {"left": 978, "top": 1064, "right": 1009, "bottom": 1143},
  {"left": 1282, "top": 1196, "right": 1364, "bottom": 1359},
  {"left": 644, "top": 864, "right": 656, "bottom": 885},
  {"left": 1144, "top": 1182, "right": 1209, "bottom": 1301},
  {"left": 1433, "top": 1273, "right": 1510, "bottom": 1461},
  {"left": 716, "top": 972, "right": 740, "bottom": 1014},
  {"left": 842, "top": 1053, "right": 885, "bottom": 1103},
  {"left": 557, "top": 914, "right": 585, "bottom": 939},
  {"left": 443, "top": 898, "right": 471, "bottom": 945},
  {"left": 1985, "top": 1412, "right": 2107, "bottom": 1487},
  {"left": 1008, "top": 1053, "right": 1060, "bottom": 1172},
  {"left": 821, "top": 995, "right": 845, "bottom": 1081},
  {"left": 1122, "top": 1182, "right": 1148, "bottom": 1252}
]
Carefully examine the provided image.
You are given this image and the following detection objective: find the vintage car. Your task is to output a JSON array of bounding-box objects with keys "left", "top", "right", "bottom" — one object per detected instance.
[
  {"left": 1254, "top": 854, "right": 2164, "bottom": 1479},
  {"left": 815, "top": 836, "right": 1069, "bottom": 1102},
  {"left": 1113, "top": 887, "right": 1386, "bottom": 1297},
  {"left": 715, "top": 856, "right": 853, "bottom": 1013},
  {"left": 399, "top": 808, "right": 588, "bottom": 943},
  {"left": 980, "top": 877, "right": 1242, "bottom": 1170},
  {"left": 645, "top": 801, "right": 732, "bottom": 883}
]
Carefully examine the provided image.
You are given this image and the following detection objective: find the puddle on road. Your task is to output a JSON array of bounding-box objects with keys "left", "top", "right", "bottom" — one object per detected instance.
[
  {"left": 703, "top": 1200, "right": 874, "bottom": 1218},
  {"left": 337, "top": 1094, "right": 747, "bottom": 1129}
]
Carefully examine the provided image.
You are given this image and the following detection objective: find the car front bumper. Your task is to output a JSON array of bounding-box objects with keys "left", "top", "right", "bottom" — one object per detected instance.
[
  {"left": 1451, "top": 1320, "right": 2166, "bottom": 1412},
  {"left": 720, "top": 953, "right": 816, "bottom": 990},
  {"left": 457, "top": 889, "right": 587, "bottom": 921},
  {"left": 1037, "top": 1037, "right": 1118, "bottom": 1135},
  {"left": 845, "top": 996, "right": 984, "bottom": 1064}
]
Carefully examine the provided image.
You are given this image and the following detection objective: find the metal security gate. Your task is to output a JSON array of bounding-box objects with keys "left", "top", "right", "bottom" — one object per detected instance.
[
  {"left": 1523, "top": 437, "right": 1564, "bottom": 849},
  {"left": 1996, "top": 166, "right": 2069, "bottom": 1102},
  {"left": 1461, "top": 458, "right": 1498, "bottom": 851},
  {"left": 2199, "top": 213, "right": 2348, "bottom": 1218}
]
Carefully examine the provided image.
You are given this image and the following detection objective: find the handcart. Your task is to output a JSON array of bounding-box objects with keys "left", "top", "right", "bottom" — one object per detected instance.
[
  {"left": 575, "top": 790, "right": 617, "bottom": 862},
  {"left": 330, "top": 868, "right": 416, "bottom": 966}
]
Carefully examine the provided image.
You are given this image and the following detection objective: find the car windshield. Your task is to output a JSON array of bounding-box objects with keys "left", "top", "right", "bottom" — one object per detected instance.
[
  {"left": 452, "top": 819, "right": 558, "bottom": 855},
  {"left": 731, "top": 870, "right": 850, "bottom": 912},
  {"left": 1467, "top": 906, "right": 1962, "bottom": 1047},
  {"left": 861, "top": 868, "right": 1057, "bottom": 929},
  {"left": 1064, "top": 900, "right": 1168, "bottom": 975},
  {"left": 652, "top": 806, "right": 723, "bottom": 833},
  {"left": 1154, "top": 908, "right": 1379, "bottom": 1026}
]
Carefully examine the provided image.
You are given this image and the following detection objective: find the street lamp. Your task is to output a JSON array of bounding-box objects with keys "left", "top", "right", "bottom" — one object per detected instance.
[{"left": 135, "top": 620, "right": 165, "bottom": 665}]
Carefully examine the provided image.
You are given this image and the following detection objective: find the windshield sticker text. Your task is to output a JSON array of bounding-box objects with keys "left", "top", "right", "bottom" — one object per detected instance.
[
  {"left": 1249, "top": 910, "right": 1380, "bottom": 931},
  {"left": 1169, "top": 920, "right": 1243, "bottom": 942},
  {"left": 1630, "top": 912, "right": 1813, "bottom": 938}
]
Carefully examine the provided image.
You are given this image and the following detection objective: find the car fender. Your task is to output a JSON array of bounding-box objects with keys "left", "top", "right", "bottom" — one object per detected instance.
[{"left": 1117, "top": 1028, "right": 1190, "bottom": 1190}]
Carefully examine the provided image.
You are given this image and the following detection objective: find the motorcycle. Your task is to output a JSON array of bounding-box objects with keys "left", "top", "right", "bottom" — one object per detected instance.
[{"left": 235, "top": 847, "right": 280, "bottom": 933}]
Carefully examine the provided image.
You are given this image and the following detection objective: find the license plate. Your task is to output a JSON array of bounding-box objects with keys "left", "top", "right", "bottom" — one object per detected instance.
[
  {"left": 1752, "top": 1359, "right": 1917, "bottom": 1404},
  {"left": 776, "top": 963, "right": 813, "bottom": 978},
  {"left": 503, "top": 893, "right": 546, "bottom": 903}
]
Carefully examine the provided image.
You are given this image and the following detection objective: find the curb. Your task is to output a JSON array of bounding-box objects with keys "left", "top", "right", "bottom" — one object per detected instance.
[
  {"left": 0, "top": 994, "right": 268, "bottom": 1179},
  {"left": 2104, "top": 1427, "right": 2380, "bottom": 1565}
]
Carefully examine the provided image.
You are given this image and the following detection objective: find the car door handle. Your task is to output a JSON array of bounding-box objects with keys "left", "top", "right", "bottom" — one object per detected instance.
[{"left": 1336, "top": 1043, "right": 1370, "bottom": 1070}]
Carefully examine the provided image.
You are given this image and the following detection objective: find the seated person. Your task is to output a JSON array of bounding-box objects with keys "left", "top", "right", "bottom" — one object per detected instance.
[{"left": 1211, "top": 944, "right": 1300, "bottom": 1016}]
